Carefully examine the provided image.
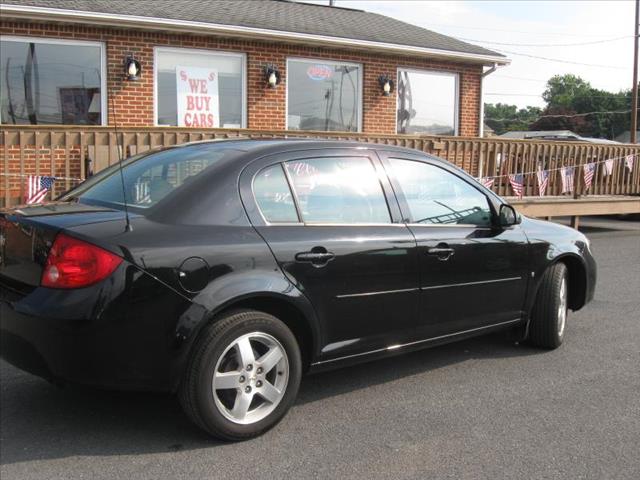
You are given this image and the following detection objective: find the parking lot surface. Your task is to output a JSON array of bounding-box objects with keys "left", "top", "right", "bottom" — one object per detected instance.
[{"left": 1, "top": 217, "right": 639, "bottom": 480}]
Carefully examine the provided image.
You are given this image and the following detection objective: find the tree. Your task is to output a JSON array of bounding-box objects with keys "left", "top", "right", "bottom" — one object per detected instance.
[
  {"left": 484, "top": 103, "right": 541, "bottom": 135},
  {"left": 485, "top": 74, "right": 634, "bottom": 140}
]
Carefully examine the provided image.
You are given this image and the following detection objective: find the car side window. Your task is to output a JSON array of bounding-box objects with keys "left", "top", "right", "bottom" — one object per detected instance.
[
  {"left": 253, "top": 164, "right": 299, "bottom": 223},
  {"left": 284, "top": 157, "right": 391, "bottom": 224},
  {"left": 389, "top": 158, "right": 493, "bottom": 227}
]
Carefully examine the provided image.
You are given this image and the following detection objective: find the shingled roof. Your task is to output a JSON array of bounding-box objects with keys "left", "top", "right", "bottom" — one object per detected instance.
[{"left": 0, "top": 0, "right": 507, "bottom": 64}]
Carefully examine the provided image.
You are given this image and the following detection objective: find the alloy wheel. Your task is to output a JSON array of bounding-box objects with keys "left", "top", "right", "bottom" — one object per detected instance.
[{"left": 212, "top": 332, "right": 289, "bottom": 425}]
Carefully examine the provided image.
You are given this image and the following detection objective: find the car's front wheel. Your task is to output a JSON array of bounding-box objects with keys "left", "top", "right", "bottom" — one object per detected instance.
[
  {"left": 528, "top": 262, "right": 568, "bottom": 349},
  {"left": 179, "top": 309, "right": 302, "bottom": 440}
]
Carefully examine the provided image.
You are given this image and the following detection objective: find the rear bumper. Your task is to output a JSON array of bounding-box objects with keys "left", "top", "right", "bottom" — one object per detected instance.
[{"left": 0, "top": 271, "right": 191, "bottom": 391}]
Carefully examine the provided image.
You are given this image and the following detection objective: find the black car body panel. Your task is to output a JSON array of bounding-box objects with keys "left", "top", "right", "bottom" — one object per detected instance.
[{"left": 0, "top": 140, "right": 596, "bottom": 391}]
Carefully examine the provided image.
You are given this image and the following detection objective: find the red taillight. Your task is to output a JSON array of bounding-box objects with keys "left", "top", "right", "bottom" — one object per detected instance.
[{"left": 41, "top": 233, "right": 123, "bottom": 289}]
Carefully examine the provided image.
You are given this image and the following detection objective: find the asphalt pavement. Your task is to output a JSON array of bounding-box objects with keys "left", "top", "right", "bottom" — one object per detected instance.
[{"left": 1, "top": 217, "right": 639, "bottom": 480}]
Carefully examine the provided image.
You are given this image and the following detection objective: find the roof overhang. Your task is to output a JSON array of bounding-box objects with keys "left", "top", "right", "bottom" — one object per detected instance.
[{"left": 0, "top": 4, "right": 510, "bottom": 66}]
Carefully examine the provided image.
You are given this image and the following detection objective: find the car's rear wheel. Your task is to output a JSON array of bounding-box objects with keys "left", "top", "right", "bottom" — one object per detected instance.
[
  {"left": 528, "top": 262, "right": 568, "bottom": 349},
  {"left": 179, "top": 309, "right": 301, "bottom": 440}
]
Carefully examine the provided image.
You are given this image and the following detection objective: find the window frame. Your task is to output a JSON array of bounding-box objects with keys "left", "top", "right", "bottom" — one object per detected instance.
[
  {"left": 285, "top": 57, "right": 363, "bottom": 133},
  {"left": 395, "top": 67, "right": 460, "bottom": 136},
  {"left": 153, "top": 46, "right": 247, "bottom": 128},
  {"left": 0, "top": 35, "right": 107, "bottom": 125},
  {"left": 379, "top": 154, "right": 498, "bottom": 228}
]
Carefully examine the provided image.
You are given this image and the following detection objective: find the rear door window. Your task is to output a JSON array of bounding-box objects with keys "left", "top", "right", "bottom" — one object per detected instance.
[{"left": 284, "top": 157, "right": 391, "bottom": 224}]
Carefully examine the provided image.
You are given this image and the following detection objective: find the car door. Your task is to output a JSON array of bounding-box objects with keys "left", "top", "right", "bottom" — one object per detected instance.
[
  {"left": 379, "top": 151, "right": 530, "bottom": 339},
  {"left": 240, "top": 148, "right": 420, "bottom": 362}
]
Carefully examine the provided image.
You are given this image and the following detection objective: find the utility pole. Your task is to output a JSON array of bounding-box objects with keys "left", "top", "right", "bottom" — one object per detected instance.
[{"left": 631, "top": 0, "right": 639, "bottom": 143}]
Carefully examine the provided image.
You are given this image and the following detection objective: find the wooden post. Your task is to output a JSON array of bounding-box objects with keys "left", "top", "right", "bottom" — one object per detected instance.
[
  {"left": 632, "top": 0, "right": 639, "bottom": 144},
  {"left": 570, "top": 216, "right": 580, "bottom": 230}
]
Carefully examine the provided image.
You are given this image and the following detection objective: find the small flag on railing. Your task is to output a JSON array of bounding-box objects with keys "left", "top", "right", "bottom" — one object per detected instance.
[
  {"left": 603, "top": 158, "right": 615, "bottom": 176},
  {"left": 480, "top": 177, "right": 495, "bottom": 189},
  {"left": 26, "top": 175, "right": 55, "bottom": 204},
  {"left": 560, "top": 166, "right": 574, "bottom": 193},
  {"left": 536, "top": 168, "right": 549, "bottom": 197},
  {"left": 508, "top": 173, "right": 524, "bottom": 198},
  {"left": 583, "top": 163, "right": 596, "bottom": 190},
  {"left": 625, "top": 154, "right": 635, "bottom": 172}
]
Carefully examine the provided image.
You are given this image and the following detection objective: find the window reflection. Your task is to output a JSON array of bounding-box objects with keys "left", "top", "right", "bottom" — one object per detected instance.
[
  {"left": 287, "top": 59, "right": 360, "bottom": 132},
  {"left": 1, "top": 39, "right": 103, "bottom": 125},
  {"left": 285, "top": 157, "right": 390, "bottom": 224},
  {"left": 397, "top": 70, "right": 457, "bottom": 135},
  {"left": 254, "top": 165, "right": 298, "bottom": 223}
]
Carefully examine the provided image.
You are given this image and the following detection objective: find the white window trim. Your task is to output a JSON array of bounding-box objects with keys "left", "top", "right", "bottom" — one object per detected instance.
[
  {"left": 0, "top": 35, "right": 107, "bottom": 125},
  {"left": 285, "top": 57, "right": 363, "bottom": 133},
  {"left": 153, "top": 46, "right": 247, "bottom": 128},
  {"left": 395, "top": 67, "right": 460, "bottom": 136}
]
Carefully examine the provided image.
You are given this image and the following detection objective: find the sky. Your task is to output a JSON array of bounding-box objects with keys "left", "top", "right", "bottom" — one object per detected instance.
[{"left": 304, "top": 0, "right": 636, "bottom": 109}]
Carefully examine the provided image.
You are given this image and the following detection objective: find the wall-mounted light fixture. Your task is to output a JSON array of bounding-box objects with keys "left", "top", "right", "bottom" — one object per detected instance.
[
  {"left": 124, "top": 54, "right": 141, "bottom": 81},
  {"left": 378, "top": 75, "right": 394, "bottom": 96},
  {"left": 263, "top": 64, "right": 281, "bottom": 88}
]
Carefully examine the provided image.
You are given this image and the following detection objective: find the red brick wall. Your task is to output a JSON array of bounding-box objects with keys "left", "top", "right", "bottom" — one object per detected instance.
[{"left": 0, "top": 20, "right": 482, "bottom": 135}]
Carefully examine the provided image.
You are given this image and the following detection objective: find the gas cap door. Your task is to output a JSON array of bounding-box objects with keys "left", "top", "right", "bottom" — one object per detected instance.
[{"left": 177, "top": 257, "right": 209, "bottom": 293}]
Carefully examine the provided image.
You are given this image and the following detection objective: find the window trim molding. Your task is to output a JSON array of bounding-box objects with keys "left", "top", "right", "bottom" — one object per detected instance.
[
  {"left": 395, "top": 67, "right": 460, "bottom": 136},
  {"left": 153, "top": 46, "right": 247, "bottom": 128},
  {"left": 285, "top": 56, "right": 363, "bottom": 133},
  {"left": 0, "top": 35, "right": 107, "bottom": 125}
]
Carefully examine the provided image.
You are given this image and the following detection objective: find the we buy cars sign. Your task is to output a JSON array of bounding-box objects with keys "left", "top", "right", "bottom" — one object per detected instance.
[{"left": 176, "top": 66, "right": 219, "bottom": 128}]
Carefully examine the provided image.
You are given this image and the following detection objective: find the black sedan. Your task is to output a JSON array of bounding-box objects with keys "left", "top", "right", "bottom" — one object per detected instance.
[{"left": 0, "top": 140, "right": 596, "bottom": 440}]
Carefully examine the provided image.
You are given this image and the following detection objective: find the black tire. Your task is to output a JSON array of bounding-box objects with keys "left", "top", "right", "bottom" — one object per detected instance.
[
  {"left": 179, "top": 309, "right": 302, "bottom": 441},
  {"left": 528, "top": 262, "right": 568, "bottom": 349}
]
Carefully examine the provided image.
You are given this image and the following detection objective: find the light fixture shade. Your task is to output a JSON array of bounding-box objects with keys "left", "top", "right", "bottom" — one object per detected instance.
[
  {"left": 378, "top": 75, "right": 394, "bottom": 96},
  {"left": 124, "top": 55, "right": 141, "bottom": 81},
  {"left": 263, "top": 64, "right": 281, "bottom": 88}
]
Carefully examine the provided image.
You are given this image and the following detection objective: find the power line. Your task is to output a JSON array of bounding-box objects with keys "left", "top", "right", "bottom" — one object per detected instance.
[
  {"left": 457, "top": 35, "right": 631, "bottom": 47},
  {"left": 491, "top": 74, "right": 548, "bottom": 83},
  {"left": 485, "top": 110, "right": 632, "bottom": 123},
  {"left": 485, "top": 92, "right": 630, "bottom": 99},
  {"left": 494, "top": 49, "right": 629, "bottom": 69},
  {"left": 426, "top": 22, "right": 622, "bottom": 38}
]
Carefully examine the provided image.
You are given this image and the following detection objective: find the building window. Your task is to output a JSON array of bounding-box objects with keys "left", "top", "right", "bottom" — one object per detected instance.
[
  {"left": 155, "top": 47, "right": 246, "bottom": 128},
  {"left": 287, "top": 58, "right": 362, "bottom": 132},
  {"left": 0, "top": 36, "right": 105, "bottom": 125},
  {"left": 396, "top": 69, "right": 458, "bottom": 136}
]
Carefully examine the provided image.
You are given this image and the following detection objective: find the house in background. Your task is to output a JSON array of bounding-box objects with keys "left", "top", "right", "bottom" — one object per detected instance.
[
  {"left": 500, "top": 130, "right": 620, "bottom": 144},
  {"left": 0, "top": 0, "right": 508, "bottom": 137}
]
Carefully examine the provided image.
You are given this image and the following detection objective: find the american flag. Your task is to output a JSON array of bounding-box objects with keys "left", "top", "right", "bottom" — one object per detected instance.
[
  {"left": 508, "top": 174, "right": 524, "bottom": 198},
  {"left": 560, "top": 167, "right": 574, "bottom": 193},
  {"left": 480, "top": 177, "right": 495, "bottom": 189},
  {"left": 536, "top": 169, "right": 549, "bottom": 197},
  {"left": 583, "top": 163, "right": 596, "bottom": 190},
  {"left": 26, "top": 175, "right": 55, "bottom": 204},
  {"left": 625, "top": 154, "right": 635, "bottom": 172},
  {"left": 603, "top": 158, "right": 615, "bottom": 176}
]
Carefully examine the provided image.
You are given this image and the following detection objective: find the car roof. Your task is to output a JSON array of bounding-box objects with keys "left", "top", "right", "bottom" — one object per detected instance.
[{"left": 177, "top": 137, "right": 440, "bottom": 160}]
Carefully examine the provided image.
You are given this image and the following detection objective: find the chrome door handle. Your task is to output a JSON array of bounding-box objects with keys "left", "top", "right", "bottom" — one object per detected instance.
[{"left": 427, "top": 247, "right": 455, "bottom": 261}]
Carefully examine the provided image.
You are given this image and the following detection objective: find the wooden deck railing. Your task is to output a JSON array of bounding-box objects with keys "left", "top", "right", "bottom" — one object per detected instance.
[{"left": 2, "top": 125, "right": 639, "bottom": 207}]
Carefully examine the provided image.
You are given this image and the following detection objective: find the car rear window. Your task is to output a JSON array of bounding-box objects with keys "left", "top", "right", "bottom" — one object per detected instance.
[{"left": 61, "top": 144, "right": 239, "bottom": 211}]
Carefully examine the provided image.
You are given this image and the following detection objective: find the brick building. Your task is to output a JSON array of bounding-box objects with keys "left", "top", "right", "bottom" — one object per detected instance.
[{"left": 0, "top": 0, "right": 508, "bottom": 204}]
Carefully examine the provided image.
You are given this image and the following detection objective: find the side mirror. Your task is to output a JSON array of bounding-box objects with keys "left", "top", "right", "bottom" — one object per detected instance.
[{"left": 499, "top": 204, "right": 520, "bottom": 227}]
